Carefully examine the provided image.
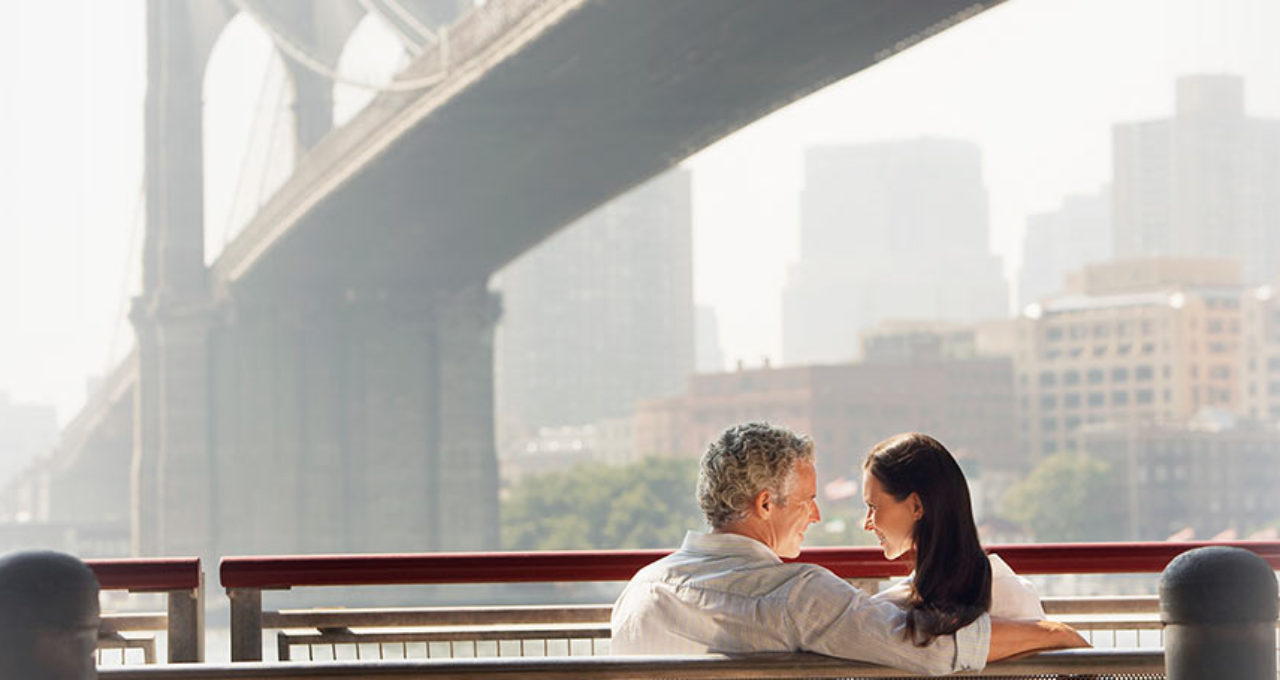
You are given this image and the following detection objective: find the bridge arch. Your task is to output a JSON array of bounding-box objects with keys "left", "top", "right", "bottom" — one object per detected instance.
[
  {"left": 333, "top": 12, "right": 415, "bottom": 127},
  {"left": 201, "top": 12, "right": 298, "bottom": 264}
]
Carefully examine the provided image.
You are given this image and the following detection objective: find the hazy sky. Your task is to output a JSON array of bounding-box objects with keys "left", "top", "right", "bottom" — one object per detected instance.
[
  {"left": 1, "top": 0, "right": 1278, "bottom": 423},
  {"left": 686, "top": 0, "right": 1280, "bottom": 370}
]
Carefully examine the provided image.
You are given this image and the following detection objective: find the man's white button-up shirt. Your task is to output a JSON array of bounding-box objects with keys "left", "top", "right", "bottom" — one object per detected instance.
[{"left": 610, "top": 531, "right": 989, "bottom": 676}]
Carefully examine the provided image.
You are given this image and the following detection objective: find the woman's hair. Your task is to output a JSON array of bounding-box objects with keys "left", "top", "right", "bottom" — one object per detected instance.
[{"left": 863, "top": 433, "right": 991, "bottom": 645}]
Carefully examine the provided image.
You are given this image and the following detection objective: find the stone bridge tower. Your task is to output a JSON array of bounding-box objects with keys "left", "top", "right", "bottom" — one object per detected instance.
[{"left": 134, "top": 0, "right": 496, "bottom": 561}]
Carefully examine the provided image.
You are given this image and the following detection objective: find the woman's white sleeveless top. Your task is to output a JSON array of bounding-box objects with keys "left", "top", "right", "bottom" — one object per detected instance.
[{"left": 871, "top": 553, "right": 1046, "bottom": 620}]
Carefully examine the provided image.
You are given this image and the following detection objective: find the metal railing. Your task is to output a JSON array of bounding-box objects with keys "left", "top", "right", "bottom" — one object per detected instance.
[
  {"left": 264, "top": 596, "right": 1215, "bottom": 662},
  {"left": 99, "top": 648, "right": 1165, "bottom": 679},
  {"left": 90, "top": 557, "right": 205, "bottom": 664},
  {"left": 219, "top": 540, "right": 1280, "bottom": 663}
]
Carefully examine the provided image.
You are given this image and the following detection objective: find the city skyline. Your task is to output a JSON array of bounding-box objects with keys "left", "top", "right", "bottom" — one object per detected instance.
[
  {"left": 494, "top": 168, "right": 694, "bottom": 447},
  {"left": 1, "top": 0, "right": 1278, "bottom": 427},
  {"left": 781, "top": 138, "right": 1007, "bottom": 365}
]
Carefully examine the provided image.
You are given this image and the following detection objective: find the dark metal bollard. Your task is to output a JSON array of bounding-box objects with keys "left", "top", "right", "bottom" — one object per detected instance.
[{"left": 1159, "top": 546, "right": 1278, "bottom": 680}]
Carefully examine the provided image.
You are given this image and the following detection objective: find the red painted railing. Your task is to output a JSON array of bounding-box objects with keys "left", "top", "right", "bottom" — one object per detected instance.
[
  {"left": 220, "top": 540, "right": 1280, "bottom": 662},
  {"left": 220, "top": 540, "right": 1280, "bottom": 589},
  {"left": 87, "top": 557, "right": 205, "bottom": 663},
  {"left": 89, "top": 557, "right": 202, "bottom": 592}
]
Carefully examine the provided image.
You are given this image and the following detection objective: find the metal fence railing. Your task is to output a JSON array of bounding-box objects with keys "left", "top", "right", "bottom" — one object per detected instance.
[
  {"left": 218, "top": 540, "right": 1280, "bottom": 663},
  {"left": 264, "top": 598, "right": 1183, "bottom": 663},
  {"left": 89, "top": 557, "right": 204, "bottom": 665}
]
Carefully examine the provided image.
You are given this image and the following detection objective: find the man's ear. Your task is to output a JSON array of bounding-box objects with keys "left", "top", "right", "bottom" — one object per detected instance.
[
  {"left": 907, "top": 492, "right": 924, "bottom": 520},
  {"left": 753, "top": 488, "right": 773, "bottom": 518}
]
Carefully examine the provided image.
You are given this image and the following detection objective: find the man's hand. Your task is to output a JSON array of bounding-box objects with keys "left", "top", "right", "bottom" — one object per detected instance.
[{"left": 987, "top": 618, "right": 1089, "bottom": 662}]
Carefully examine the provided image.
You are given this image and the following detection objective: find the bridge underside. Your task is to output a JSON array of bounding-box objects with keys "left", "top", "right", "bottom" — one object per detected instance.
[
  {"left": 228, "top": 0, "right": 996, "bottom": 293},
  {"left": 119, "top": 0, "right": 1000, "bottom": 560}
]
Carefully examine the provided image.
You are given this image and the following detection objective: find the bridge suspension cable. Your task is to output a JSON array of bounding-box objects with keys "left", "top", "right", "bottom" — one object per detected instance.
[
  {"left": 254, "top": 74, "right": 293, "bottom": 211},
  {"left": 104, "top": 178, "right": 145, "bottom": 375},
  {"left": 219, "top": 41, "right": 283, "bottom": 249},
  {"left": 377, "top": 0, "right": 440, "bottom": 43},
  {"left": 230, "top": 0, "right": 448, "bottom": 92},
  {"left": 357, "top": 0, "right": 427, "bottom": 57}
]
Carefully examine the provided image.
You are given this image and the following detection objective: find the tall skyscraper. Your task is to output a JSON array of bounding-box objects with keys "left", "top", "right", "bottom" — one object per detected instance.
[
  {"left": 1112, "top": 75, "right": 1280, "bottom": 284},
  {"left": 1018, "top": 187, "right": 1112, "bottom": 310},
  {"left": 0, "top": 392, "right": 57, "bottom": 488},
  {"left": 494, "top": 168, "right": 694, "bottom": 455},
  {"left": 695, "top": 305, "right": 726, "bottom": 374},
  {"left": 782, "top": 139, "right": 1008, "bottom": 365}
]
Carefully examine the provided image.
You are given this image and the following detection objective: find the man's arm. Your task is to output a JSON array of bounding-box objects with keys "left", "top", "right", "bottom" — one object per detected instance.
[
  {"left": 988, "top": 618, "right": 1089, "bottom": 662},
  {"left": 788, "top": 568, "right": 989, "bottom": 676}
]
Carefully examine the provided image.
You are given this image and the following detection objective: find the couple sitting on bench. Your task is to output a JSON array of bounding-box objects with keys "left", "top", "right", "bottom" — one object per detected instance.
[{"left": 611, "top": 423, "right": 1086, "bottom": 676}]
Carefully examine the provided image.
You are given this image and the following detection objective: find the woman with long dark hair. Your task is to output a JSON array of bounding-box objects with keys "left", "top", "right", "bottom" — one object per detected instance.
[{"left": 862, "top": 432, "right": 1048, "bottom": 646}]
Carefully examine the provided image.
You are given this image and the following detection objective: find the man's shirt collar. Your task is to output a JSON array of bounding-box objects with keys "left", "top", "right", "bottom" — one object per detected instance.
[{"left": 679, "top": 530, "right": 782, "bottom": 564}]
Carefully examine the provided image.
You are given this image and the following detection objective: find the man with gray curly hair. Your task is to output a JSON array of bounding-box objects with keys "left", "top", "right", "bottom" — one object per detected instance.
[
  {"left": 611, "top": 422, "right": 1083, "bottom": 675},
  {"left": 696, "top": 422, "right": 816, "bottom": 550}
]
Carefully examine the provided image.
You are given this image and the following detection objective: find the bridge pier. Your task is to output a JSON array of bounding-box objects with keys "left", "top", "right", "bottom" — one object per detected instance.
[
  {"left": 132, "top": 0, "right": 506, "bottom": 560},
  {"left": 133, "top": 0, "right": 217, "bottom": 558},
  {"left": 200, "top": 280, "right": 500, "bottom": 559},
  {"left": 430, "top": 284, "right": 502, "bottom": 551},
  {"left": 132, "top": 305, "right": 216, "bottom": 558}
]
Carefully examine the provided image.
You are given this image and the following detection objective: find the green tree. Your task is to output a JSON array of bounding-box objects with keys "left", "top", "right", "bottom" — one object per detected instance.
[
  {"left": 501, "top": 457, "right": 704, "bottom": 550},
  {"left": 1003, "top": 451, "right": 1125, "bottom": 542}
]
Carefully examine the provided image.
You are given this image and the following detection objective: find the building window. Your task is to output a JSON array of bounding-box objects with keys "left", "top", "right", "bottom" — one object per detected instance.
[
  {"left": 1046, "top": 327, "right": 1064, "bottom": 341},
  {"left": 1087, "top": 369, "right": 1104, "bottom": 384},
  {"left": 1063, "top": 370, "right": 1080, "bottom": 386},
  {"left": 1041, "top": 417, "right": 1058, "bottom": 432},
  {"left": 1210, "top": 365, "right": 1230, "bottom": 379},
  {"left": 1136, "top": 365, "right": 1154, "bottom": 381},
  {"left": 1267, "top": 357, "right": 1280, "bottom": 372},
  {"left": 1039, "top": 371, "right": 1056, "bottom": 387},
  {"left": 1112, "top": 367, "right": 1129, "bottom": 382},
  {"left": 1136, "top": 389, "right": 1154, "bottom": 404},
  {"left": 1065, "top": 416, "right": 1081, "bottom": 431},
  {"left": 1064, "top": 393, "right": 1080, "bottom": 409},
  {"left": 1113, "top": 391, "right": 1129, "bottom": 406},
  {"left": 1040, "top": 395, "right": 1058, "bottom": 409},
  {"left": 1088, "top": 392, "right": 1105, "bottom": 407}
]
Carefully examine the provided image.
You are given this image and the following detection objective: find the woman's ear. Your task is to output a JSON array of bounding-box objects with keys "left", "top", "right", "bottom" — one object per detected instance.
[{"left": 907, "top": 492, "right": 924, "bottom": 520}]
